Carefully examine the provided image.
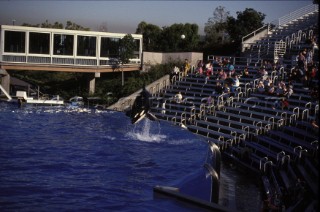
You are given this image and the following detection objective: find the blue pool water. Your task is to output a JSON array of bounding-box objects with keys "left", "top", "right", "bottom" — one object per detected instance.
[
  {"left": 0, "top": 102, "right": 261, "bottom": 211},
  {"left": 0, "top": 103, "right": 211, "bottom": 211}
]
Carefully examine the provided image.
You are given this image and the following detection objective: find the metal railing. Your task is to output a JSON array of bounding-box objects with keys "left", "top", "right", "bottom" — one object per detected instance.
[
  {"left": 1, "top": 54, "right": 141, "bottom": 66},
  {"left": 242, "top": 4, "right": 318, "bottom": 55},
  {"left": 242, "top": 24, "right": 270, "bottom": 43},
  {"left": 270, "top": 4, "right": 318, "bottom": 28}
]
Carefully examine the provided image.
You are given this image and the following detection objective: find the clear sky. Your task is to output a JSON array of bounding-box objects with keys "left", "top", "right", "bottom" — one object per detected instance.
[{"left": 0, "top": 0, "right": 314, "bottom": 34}]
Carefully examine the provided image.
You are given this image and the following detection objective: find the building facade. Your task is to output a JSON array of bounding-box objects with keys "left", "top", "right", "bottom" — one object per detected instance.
[{"left": 0, "top": 25, "right": 143, "bottom": 68}]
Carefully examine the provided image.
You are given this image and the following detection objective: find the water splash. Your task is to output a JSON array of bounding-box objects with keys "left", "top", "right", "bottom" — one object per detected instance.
[{"left": 127, "top": 119, "right": 166, "bottom": 143}]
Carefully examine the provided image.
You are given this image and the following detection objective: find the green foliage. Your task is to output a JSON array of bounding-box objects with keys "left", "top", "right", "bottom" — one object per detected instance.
[
  {"left": 95, "top": 62, "right": 181, "bottom": 105},
  {"left": 204, "top": 6, "right": 230, "bottom": 47},
  {"left": 41, "top": 20, "right": 64, "bottom": 29},
  {"left": 21, "top": 20, "right": 90, "bottom": 30},
  {"left": 65, "top": 21, "right": 90, "bottom": 31},
  {"left": 10, "top": 70, "right": 88, "bottom": 99},
  {"left": 226, "top": 8, "right": 265, "bottom": 44},
  {"left": 119, "top": 34, "right": 135, "bottom": 64},
  {"left": 136, "top": 22, "right": 200, "bottom": 52},
  {"left": 136, "top": 22, "right": 162, "bottom": 51}
]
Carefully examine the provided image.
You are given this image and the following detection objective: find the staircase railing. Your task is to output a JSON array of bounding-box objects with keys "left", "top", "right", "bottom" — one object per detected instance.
[
  {"left": 270, "top": 4, "right": 318, "bottom": 28},
  {"left": 242, "top": 24, "right": 270, "bottom": 44}
]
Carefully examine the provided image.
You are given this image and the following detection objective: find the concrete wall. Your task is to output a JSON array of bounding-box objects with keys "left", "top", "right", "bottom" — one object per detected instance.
[
  {"left": 107, "top": 74, "right": 171, "bottom": 111},
  {"left": 142, "top": 52, "right": 203, "bottom": 71}
]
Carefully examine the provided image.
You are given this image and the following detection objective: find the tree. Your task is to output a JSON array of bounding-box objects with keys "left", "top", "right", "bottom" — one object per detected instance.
[
  {"left": 119, "top": 34, "right": 135, "bottom": 64},
  {"left": 65, "top": 21, "right": 90, "bottom": 31},
  {"left": 226, "top": 8, "right": 265, "bottom": 44},
  {"left": 22, "top": 23, "right": 40, "bottom": 27},
  {"left": 136, "top": 22, "right": 200, "bottom": 52},
  {"left": 204, "top": 6, "right": 230, "bottom": 46},
  {"left": 119, "top": 34, "right": 136, "bottom": 86},
  {"left": 21, "top": 20, "right": 90, "bottom": 31},
  {"left": 41, "top": 20, "right": 63, "bottom": 29},
  {"left": 158, "top": 23, "right": 200, "bottom": 52},
  {"left": 136, "top": 21, "right": 162, "bottom": 51}
]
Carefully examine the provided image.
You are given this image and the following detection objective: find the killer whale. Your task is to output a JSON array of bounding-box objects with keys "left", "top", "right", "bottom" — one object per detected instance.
[{"left": 126, "top": 86, "right": 158, "bottom": 124}]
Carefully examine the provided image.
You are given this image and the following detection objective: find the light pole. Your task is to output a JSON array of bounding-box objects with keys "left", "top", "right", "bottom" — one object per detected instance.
[{"left": 12, "top": 19, "right": 16, "bottom": 25}]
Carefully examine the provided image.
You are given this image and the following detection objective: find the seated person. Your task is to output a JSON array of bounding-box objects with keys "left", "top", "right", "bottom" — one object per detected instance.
[
  {"left": 218, "top": 69, "right": 227, "bottom": 81},
  {"left": 257, "top": 81, "right": 265, "bottom": 93},
  {"left": 231, "top": 74, "right": 240, "bottom": 91},
  {"left": 174, "top": 92, "right": 183, "bottom": 103},
  {"left": 267, "top": 83, "right": 275, "bottom": 95},
  {"left": 242, "top": 67, "right": 249, "bottom": 78},
  {"left": 281, "top": 98, "right": 289, "bottom": 110},
  {"left": 206, "top": 96, "right": 214, "bottom": 106},
  {"left": 311, "top": 119, "right": 319, "bottom": 135},
  {"left": 214, "top": 81, "right": 223, "bottom": 95},
  {"left": 272, "top": 99, "right": 281, "bottom": 110}
]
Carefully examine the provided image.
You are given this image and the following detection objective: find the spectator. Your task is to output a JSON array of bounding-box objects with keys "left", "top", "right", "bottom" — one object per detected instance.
[
  {"left": 231, "top": 74, "right": 240, "bottom": 93},
  {"left": 183, "top": 59, "right": 190, "bottom": 77},
  {"left": 196, "top": 60, "right": 204, "bottom": 76},
  {"left": 223, "top": 83, "right": 230, "bottom": 96},
  {"left": 267, "top": 83, "right": 275, "bottom": 95},
  {"left": 284, "top": 85, "right": 294, "bottom": 99},
  {"left": 297, "top": 49, "right": 307, "bottom": 73},
  {"left": 266, "top": 60, "right": 273, "bottom": 72},
  {"left": 206, "top": 96, "right": 214, "bottom": 106},
  {"left": 218, "top": 69, "right": 227, "bottom": 81},
  {"left": 306, "top": 48, "right": 313, "bottom": 66},
  {"left": 214, "top": 81, "right": 223, "bottom": 95},
  {"left": 276, "top": 81, "right": 286, "bottom": 96},
  {"left": 258, "top": 67, "right": 268, "bottom": 80},
  {"left": 310, "top": 86, "right": 319, "bottom": 101},
  {"left": 226, "top": 60, "right": 235, "bottom": 77},
  {"left": 263, "top": 77, "right": 272, "bottom": 89},
  {"left": 311, "top": 119, "right": 319, "bottom": 135},
  {"left": 174, "top": 92, "right": 183, "bottom": 103},
  {"left": 257, "top": 81, "right": 265, "bottom": 94},
  {"left": 288, "top": 66, "right": 301, "bottom": 83},
  {"left": 306, "top": 65, "right": 317, "bottom": 87},
  {"left": 310, "top": 35, "right": 318, "bottom": 53},
  {"left": 170, "top": 66, "right": 180, "bottom": 83},
  {"left": 273, "top": 99, "right": 282, "bottom": 110},
  {"left": 281, "top": 98, "right": 289, "bottom": 110},
  {"left": 242, "top": 67, "right": 250, "bottom": 78},
  {"left": 205, "top": 61, "right": 213, "bottom": 77}
]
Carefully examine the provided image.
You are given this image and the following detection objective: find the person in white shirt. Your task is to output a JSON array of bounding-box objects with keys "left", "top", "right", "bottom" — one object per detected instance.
[{"left": 175, "top": 92, "right": 183, "bottom": 103}]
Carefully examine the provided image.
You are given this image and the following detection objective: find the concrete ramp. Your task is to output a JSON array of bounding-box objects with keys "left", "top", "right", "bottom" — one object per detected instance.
[{"left": 0, "top": 84, "right": 12, "bottom": 101}]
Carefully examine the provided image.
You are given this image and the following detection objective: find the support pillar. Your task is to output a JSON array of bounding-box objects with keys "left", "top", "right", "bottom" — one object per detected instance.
[
  {"left": 88, "top": 72, "right": 100, "bottom": 95},
  {"left": 89, "top": 75, "right": 95, "bottom": 95}
]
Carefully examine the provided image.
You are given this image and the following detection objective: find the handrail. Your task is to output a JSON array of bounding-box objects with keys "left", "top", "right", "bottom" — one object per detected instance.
[
  {"left": 270, "top": 4, "right": 318, "bottom": 28},
  {"left": 242, "top": 24, "right": 269, "bottom": 43},
  {"left": 241, "top": 4, "right": 318, "bottom": 51}
]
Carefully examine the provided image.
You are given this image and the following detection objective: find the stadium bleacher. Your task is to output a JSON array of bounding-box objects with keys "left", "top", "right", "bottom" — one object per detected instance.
[{"left": 150, "top": 5, "right": 318, "bottom": 211}]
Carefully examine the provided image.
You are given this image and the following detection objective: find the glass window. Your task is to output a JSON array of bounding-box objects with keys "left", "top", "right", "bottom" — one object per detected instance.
[
  {"left": 133, "top": 39, "right": 141, "bottom": 59},
  {"left": 4, "top": 31, "right": 26, "bottom": 53},
  {"left": 100, "top": 37, "right": 120, "bottom": 58},
  {"left": 29, "top": 32, "right": 50, "bottom": 54},
  {"left": 77, "top": 35, "right": 96, "bottom": 57},
  {"left": 53, "top": 34, "right": 74, "bottom": 55}
]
